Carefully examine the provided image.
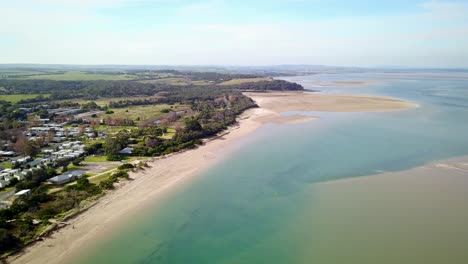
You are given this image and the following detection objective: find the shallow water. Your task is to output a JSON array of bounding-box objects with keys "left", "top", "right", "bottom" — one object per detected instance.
[{"left": 74, "top": 72, "right": 468, "bottom": 264}]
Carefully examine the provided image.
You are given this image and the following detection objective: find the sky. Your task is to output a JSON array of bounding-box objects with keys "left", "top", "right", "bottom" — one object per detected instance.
[{"left": 1, "top": 0, "right": 468, "bottom": 67}]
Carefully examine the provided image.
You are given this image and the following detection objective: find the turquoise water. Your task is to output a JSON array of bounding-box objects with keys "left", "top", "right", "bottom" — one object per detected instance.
[{"left": 75, "top": 72, "right": 468, "bottom": 264}]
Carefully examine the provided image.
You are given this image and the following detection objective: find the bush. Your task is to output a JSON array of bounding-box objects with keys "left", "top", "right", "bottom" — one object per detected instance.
[
  {"left": 0, "top": 228, "right": 18, "bottom": 253},
  {"left": 118, "top": 163, "right": 134, "bottom": 170},
  {"left": 37, "top": 206, "right": 57, "bottom": 220},
  {"left": 99, "top": 179, "right": 115, "bottom": 190},
  {"left": 72, "top": 157, "right": 84, "bottom": 166},
  {"left": 106, "top": 155, "right": 121, "bottom": 161},
  {"left": 113, "top": 170, "right": 129, "bottom": 179},
  {"left": 8, "top": 178, "right": 19, "bottom": 186}
]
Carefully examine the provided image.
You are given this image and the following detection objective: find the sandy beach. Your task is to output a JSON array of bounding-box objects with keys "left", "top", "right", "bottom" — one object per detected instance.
[
  {"left": 8, "top": 91, "right": 417, "bottom": 264},
  {"left": 245, "top": 91, "right": 417, "bottom": 113}
]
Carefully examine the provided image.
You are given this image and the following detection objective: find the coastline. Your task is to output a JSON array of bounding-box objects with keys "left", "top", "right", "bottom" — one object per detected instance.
[
  {"left": 7, "top": 91, "right": 417, "bottom": 264},
  {"left": 7, "top": 107, "right": 271, "bottom": 264}
]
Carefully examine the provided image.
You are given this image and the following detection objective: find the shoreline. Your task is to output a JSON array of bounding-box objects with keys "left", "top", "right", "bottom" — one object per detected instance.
[
  {"left": 8, "top": 91, "right": 417, "bottom": 264},
  {"left": 7, "top": 107, "right": 272, "bottom": 264}
]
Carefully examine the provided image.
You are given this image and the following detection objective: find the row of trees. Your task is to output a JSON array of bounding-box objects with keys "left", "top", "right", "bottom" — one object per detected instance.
[{"left": 0, "top": 77, "right": 303, "bottom": 104}]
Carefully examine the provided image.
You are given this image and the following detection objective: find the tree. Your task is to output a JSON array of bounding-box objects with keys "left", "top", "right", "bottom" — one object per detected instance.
[
  {"left": 75, "top": 176, "right": 91, "bottom": 190},
  {"left": 184, "top": 118, "right": 202, "bottom": 132},
  {"left": 145, "top": 137, "right": 159, "bottom": 148},
  {"left": 72, "top": 157, "right": 84, "bottom": 166},
  {"left": 14, "top": 136, "right": 40, "bottom": 157},
  {"left": 81, "top": 101, "right": 101, "bottom": 111},
  {"left": 46, "top": 167, "right": 57, "bottom": 176},
  {"left": 104, "top": 138, "right": 122, "bottom": 161},
  {"left": 55, "top": 159, "right": 71, "bottom": 172},
  {"left": 0, "top": 228, "right": 17, "bottom": 253}
]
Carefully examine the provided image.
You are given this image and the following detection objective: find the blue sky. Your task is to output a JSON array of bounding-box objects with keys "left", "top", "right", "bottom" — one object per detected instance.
[{"left": 1, "top": 0, "right": 468, "bottom": 67}]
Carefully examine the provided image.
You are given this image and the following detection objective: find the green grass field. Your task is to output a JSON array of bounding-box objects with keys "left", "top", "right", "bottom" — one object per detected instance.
[
  {"left": 20, "top": 71, "right": 136, "bottom": 81},
  {"left": 69, "top": 95, "right": 163, "bottom": 107},
  {"left": 81, "top": 103, "right": 189, "bottom": 127},
  {"left": 0, "top": 94, "right": 50, "bottom": 103},
  {"left": 88, "top": 171, "right": 114, "bottom": 185},
  {"left": 140, "top": 78, "right": 212, "bottom": 86},
  {"left": 84, "top": 155, "right": 109, "bottom": 163},
  {"left": 1, "top": 162, "right": 13, "bottom": 169},
  {"left": 0, "top": 187, "right": 15, "bottom": 195},
  {"left": 108, "top": 104, "right": 187, "bottom": 121}
]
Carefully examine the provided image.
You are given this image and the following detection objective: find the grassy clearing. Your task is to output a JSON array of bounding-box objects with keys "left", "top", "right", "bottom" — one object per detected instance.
[
  {"left": 219, "top": 77, "right": 272, "bottom": 86},
  {"left": 20, "top": 71, "right": 136, "bottom": 81},
  {"left": 160, "top": 128, "right": 176, "bottom": 139},
  {"left": 1, "top": 162, "right": 13, "bottom": 169},
  {"left": 83, "top": 155, "right": 144, "bottom": 163},
  {"left": 0, "top": 187, "right": 14, "bottom": 196},
  {"left": 97, "top": 103, "right": 189, "bottom": 125},
  {"left": 69, "top": 96, "right": 163, "bottom": 107},
  {"left": 0, "top": 94, "right": 50, "bottom": 103},
  {"left": 88, "top": 171, "right": 113, "bottom": 185},
  {"left": 94, "top": 126, "right": 137, "bottom": 134},
  {"left": 84, "top": 156, "right": 108, "bottom": 163},
  {"left": 140, "top": 78, "right": 212, "bottom": 86},
  {"left": 61, "top": 99, "right": 189, "bottom": 125},
  {"left": 140, "top": 77, "right": 190, "bottom": 86}
]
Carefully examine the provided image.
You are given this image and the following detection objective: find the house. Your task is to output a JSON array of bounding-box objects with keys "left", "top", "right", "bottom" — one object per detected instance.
[
  {"left": 0, "top": 180, "right": 8, "bottom": 189},
  {"left": 118, "top": 147, "right": 133, "bottom": 155},
  {"left": 48, "top": 170, "right": 85, "bottom": 185},
  {"left": 14, "top": 157, "right": 31, "bottom": 165},
  {"left": 2, "top": 175, "right": 15, "bottom": 185},
  {"left": 14, "top": 173, "right": 26, "bottom": 181},
  {"left": 0, "top": 151, "right": 16, "bottom": 157},
  {"left": 14, "top": 189, "right": 31, "bottom": 197},
  {"left": 26, "top": 159, "right": 43, "bottom": 168}
]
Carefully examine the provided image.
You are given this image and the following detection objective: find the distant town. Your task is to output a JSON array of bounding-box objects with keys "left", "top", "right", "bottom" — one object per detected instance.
[{"left": 0, "top": 66, "right": 303, "bottom": 255}]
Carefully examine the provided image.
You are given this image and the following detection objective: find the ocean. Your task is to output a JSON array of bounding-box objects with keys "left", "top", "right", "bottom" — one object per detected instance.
[{"left": 74, "top": 72, "right": 468, "bottom": 264}]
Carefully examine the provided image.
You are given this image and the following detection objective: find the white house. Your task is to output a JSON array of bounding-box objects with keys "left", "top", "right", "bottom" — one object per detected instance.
[{"left": 14, "top": 189, "right": 31, "bottom": 197}]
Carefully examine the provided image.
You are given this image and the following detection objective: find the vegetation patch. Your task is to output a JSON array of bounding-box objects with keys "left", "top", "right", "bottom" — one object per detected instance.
[
  {"left": 83, "top": 156, "right": 109, "bottom": 163},
  {"left": 0, "top": 94, "right": 50, "bottom": 104},
  {"left": 19, "top": 71, "right": 135, "bottom": 81},
  {"left": 219, "top": 77, "right": 272, "bottom": 86}
]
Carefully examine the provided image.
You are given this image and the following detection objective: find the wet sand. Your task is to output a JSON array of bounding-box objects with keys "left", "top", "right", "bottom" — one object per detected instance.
[
  {"left": 245, "top": 91, "right": 417, "bottom": 113},
  {"left": 298, "top": 156, "right": 468, "bottom": 264}
]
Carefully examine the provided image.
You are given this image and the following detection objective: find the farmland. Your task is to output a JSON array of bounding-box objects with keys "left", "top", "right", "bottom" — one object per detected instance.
[
  {"left": 219, "top": 77, "right": 272, "bottom": 85},
  {"left": 0, "top": 94, "right": 50, "bottom": 103},
  {"left": 19, "top": 71, "right": 136, "bottom": 81}
]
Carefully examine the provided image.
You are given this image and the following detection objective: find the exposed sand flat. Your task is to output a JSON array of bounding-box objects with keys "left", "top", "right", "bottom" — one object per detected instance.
[
  {"left": 253, "top": 109, "right": 319, "bottom": 124},
  {"left": 245, "top": 91, "right": 417, "bottom": 112},
  {"left": 302, "top": 156, "right": 468, "bottom": 263}
]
